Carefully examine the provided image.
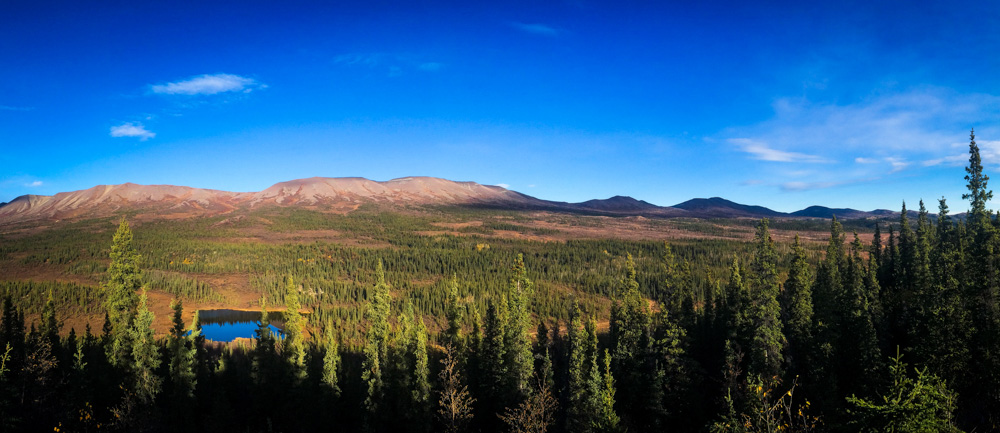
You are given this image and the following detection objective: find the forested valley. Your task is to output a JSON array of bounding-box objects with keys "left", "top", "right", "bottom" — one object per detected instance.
[{"left": 1, "top": 133, "right": 998, "bottom": 432}]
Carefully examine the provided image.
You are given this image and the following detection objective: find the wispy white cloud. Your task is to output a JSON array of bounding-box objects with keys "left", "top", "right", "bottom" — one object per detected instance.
[
  {"left": 780, "top": 181, "right": 842, "bottom": 192},
  {"left": 25, "top": 181, "right": 42, "bottom": 187},
  {"left": 510, "top": 22, "right": 561, "bottom": 36},
  {"left": 923, "top": 154, "right": 967, "bottom": 167},
  {"left": 496, "top": 183, "right": 511, "bottom": 189},
  {"left": 921, "top": 140, "right": 1000, "bottom": 167},
  {"left": 110, "top": 122, "right": 155, "bottom": 141},
  {"left": 885, "top": 157, "right": 909, "bottom": 173},
  {"left": 853, "top": 156, "right": 909, "bottom": 172},
  {"left": 725, "top": 89, "right": 1000, "bottom": 164},
  {"left": 729, "top": 138, "right": 830, "bottom": 163},
  {"left": 721, "top": 89, "right": 1000, "bottom": 195},
  {"left": 335, "top": 54, "right": 443, "bottom": 76},
  {"left": 151, "top": 73, "right": 264, "bottom": 95},
  {"left": 780, "top": 175, "right": 881, "bottom": 192}
]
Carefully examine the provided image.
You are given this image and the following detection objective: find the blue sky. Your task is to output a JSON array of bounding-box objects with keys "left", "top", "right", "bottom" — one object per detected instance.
[{"left": 2, "top": 1, "right": 999, "bottom": 212}]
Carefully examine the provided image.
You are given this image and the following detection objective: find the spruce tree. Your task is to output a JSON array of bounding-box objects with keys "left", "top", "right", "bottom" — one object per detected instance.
[
  {"left": 252, "top": 300, "right": 277, "bottom": 387},
  {"left": 840, "top": 234, "right": 882, "bottom": 397},
  {"left": 534, "top": 321, "right": 555, "bottom": 391},
  {"left": 781, "top": 235, "right": 813, "bottom": 375},
  {"left": 363, "top": 260, "right": 391, "bottom": 425},
  {"left": 912, "top": 198, "right": 970, "bottom": 388},
  {"left": 104, "top": 218, "right": 142, "bottom": 368},
  {"left": 506, "top": 254, "right": 535, "bottom": 400},
  {"left": 812, "top": 217, "right": 846, "bottom": 406},
  {"left": 444, "top": 274, "right": 464, "bottom": 350},
  {"left": 846, "top": 350, "right": 961, "bottom": 432},
  {"left": 167, "top": 298, "right": 196, "bottom": 399},
  {"left": 566, "top": 303, "right": 591, "bottom": 433},
  {"left": 481, "top": 296, "right": 510, "bottom": 428},
  {"left": 283, "top": 275, "right": 306, "bottom": 381},
  {"left": 322, "top": 319, "right": 341, "bottom": 398},
  {"left": 609, "top": 253, "right": 654, "bottom": 430},
  {"left": 130, "top": 290, "right": 160, "bottom": 403},
  {"left": 411, "top": 311, "right": 431, "bottom": 430},
  {"left": 595, "top": 349, "right": 620, "bottom": 433},
  {"left": 39, "top": 290, "right": 59, "bottom": 358},
  {"left": 961, "top": 128, "right": 1000, "bottom": 420},
  {"left": 964, "top": 128, "right": 992, "bottom": 221},
  {"left": 744, "top": 219, "right": 785, "bottom": 380}
]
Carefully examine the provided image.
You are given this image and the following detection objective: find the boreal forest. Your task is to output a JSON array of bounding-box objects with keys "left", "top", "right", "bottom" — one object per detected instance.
[{"left": 1, "top": 132, "right": 998, "bottom": 432}]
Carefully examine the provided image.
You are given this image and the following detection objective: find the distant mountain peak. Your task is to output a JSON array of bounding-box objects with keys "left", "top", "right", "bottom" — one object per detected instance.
[
  {"left": 576, "top": 195, "right": 659, "bottom": 212},
  {"left": 672, "top": 197, "right": 783, "bottom": 218}
]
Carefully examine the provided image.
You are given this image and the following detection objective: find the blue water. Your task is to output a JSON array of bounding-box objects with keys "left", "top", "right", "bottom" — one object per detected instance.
[{"left": 195, "top": 309, "right": 285, "bottom": 342}]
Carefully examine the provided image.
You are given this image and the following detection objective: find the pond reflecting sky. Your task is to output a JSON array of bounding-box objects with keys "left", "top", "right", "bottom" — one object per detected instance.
[{"left": 196, "top": 309, "right": 285, "bottom": 342}]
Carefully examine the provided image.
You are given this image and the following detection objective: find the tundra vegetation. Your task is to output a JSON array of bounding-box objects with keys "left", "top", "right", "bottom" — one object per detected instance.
[{"left": 0, "top": 132, "right": 996, "bottom": 432}]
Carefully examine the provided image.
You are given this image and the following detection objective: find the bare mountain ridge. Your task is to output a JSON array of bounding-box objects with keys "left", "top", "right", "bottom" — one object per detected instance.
[
  {"left": 0, "top": 177, "right": 546, "bottom": 224},
  {"left": 0, "top": 176, "right": 914, "bottom": 225}
]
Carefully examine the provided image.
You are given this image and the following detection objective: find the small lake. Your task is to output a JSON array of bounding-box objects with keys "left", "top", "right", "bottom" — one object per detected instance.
[{"left": 196, "top": 309, "right": 286, "bottom": 342}]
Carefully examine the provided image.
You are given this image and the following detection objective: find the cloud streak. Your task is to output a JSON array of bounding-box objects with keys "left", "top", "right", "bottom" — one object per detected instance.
[
  {"left": 729, "top": 138, "right": 830, "bottom": 163},
  {"left": 110, "top": 122, "right": 155, "bottom": 140},
  {"left": 151, "top": 73, "right": 264, "bottom": 95},
  {"left": 722, "top": 89, "right": 1000, "bottom": 195},
  {"left": 725, "top": 89, "right": 1000, "bottom": 163},
  {"left": 510, "top": 22, "right": 561, "bottom": 36},
  {"left": 335, "top": 54, "right": 444, "bottom": 76}
]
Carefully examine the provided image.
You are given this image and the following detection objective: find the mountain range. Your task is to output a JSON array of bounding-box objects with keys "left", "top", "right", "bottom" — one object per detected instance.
[{"left": 0, "top": 176, "right": 921, "bottom": 226}]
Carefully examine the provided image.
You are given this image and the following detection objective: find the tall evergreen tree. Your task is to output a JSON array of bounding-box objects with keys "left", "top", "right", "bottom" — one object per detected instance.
[
  {"left": 104, "top": 218, "right": 142, "bottom": 368},
  {"left": 481, "top": 296, "right": 510, "bottom": 429},
  {"left": 534, "top": 321, "right": 555, "bottom": 392},
  {"left": 321, "top": 319, "right": 341, "bottom": 398},
  {"left": 506, "top": 254, "right": 535, "bottom": 400},
  {"left": 411, "top": 310, "right": 432, "bottom": 430},
  {"left": 130, "top": 290, "right": 160, "bottom": 404},
  {"left": 961, "top": 128, "right": 1000, "bottom": 422},
  {"left": 911, "top": 198, "right": 970, "bottom": 388},
  {"left": 744, "top": 219, "right": 785, "bottom": 380},
  {"left": 283, "top": 275, "right": 306, "bottom": 381},
  {"left": 964, "top": 128, "right": 992, "bottom": 220},
  {"left": 252, "top": 299, "right": 278, "bottom": 387},
  {"left": 39, "top": 291, "right": 59, "bottom": 359},
  {"left": 871, "top": 222, "right": 884, "bottom": 272},
  {"left": 566, "top": 303, "right": 592, "bottom": 433},
  {"left": 444, "top": 274, "right": 464, "bottom": 350},
  {"left": 363, "top": 260, "right": 392, "bottom": 426},
  {"left": 840, "top": 234, "right": 882, "bottom": 397},
  {"left": 781, "top": 235, "right": 813, "bottom": 375},
  {"left": 815, "top": 217, "right": 845, "bottom": 340},
  {"left": 651, "top": 306, "right": 687, "bottom": 428},
  {"left": 167, "top": 298, "right": 196, "bottom": 399},
  {"left": 609, "top": 253, "right": 655, "bottom": 430}
]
